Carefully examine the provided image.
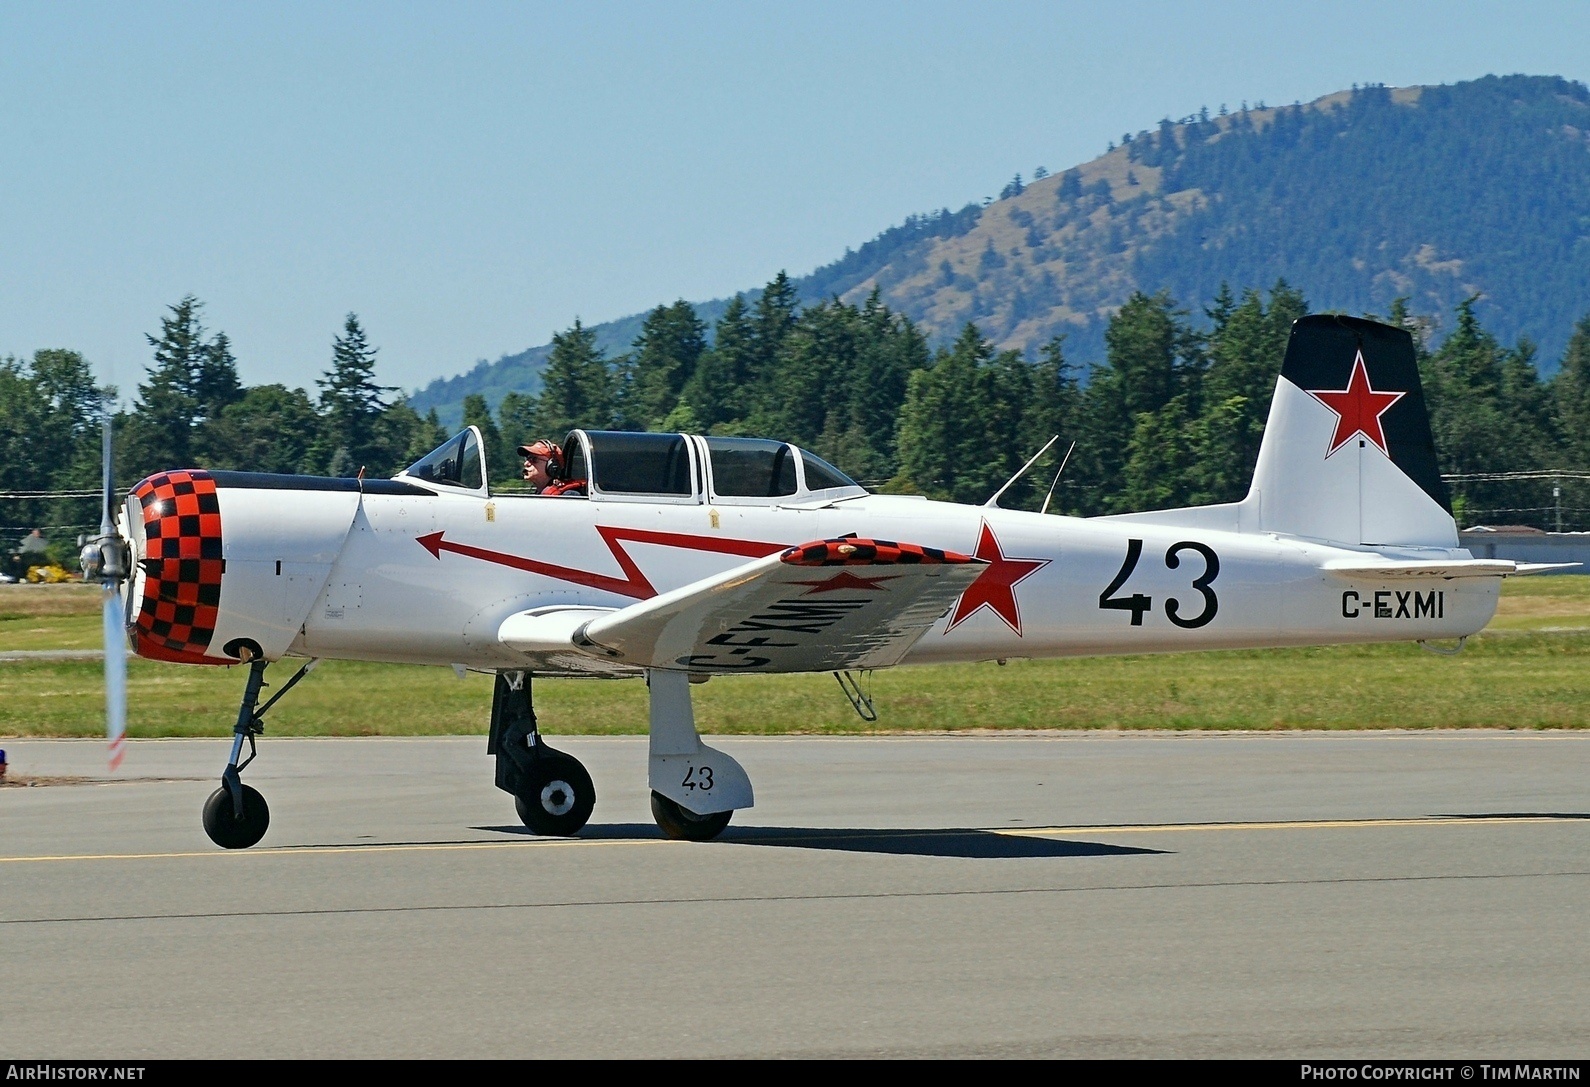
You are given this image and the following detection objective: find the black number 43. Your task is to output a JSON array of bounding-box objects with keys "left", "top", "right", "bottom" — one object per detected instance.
[
  {"left": 1099, "top": 539, "right": 1220, "bottom": 629},
  {"left": 682, "top": 765, "right": 714, "bottom": 791}
]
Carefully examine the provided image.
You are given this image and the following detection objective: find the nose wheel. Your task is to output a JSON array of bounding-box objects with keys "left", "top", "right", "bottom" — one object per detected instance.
[{"left": 203, "top": 782, "right": 270, "bottom": 849}]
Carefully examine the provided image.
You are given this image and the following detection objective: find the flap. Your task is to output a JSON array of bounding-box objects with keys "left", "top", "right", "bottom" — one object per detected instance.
[
  {"left": 571, "top": 538, "right": 984, "bottom": 674},
  {"left": 1322, "top": 558, "right": 1580, "bottom": 580}
]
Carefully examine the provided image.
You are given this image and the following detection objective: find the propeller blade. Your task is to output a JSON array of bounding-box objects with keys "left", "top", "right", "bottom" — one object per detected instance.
[
  {"left": 100, "top": 404, "right": 115, "bottom": 537},
  {"left": 104, "top": 582, "right": 127, "bottom": 772},
  {"left": 99, "top": 404, "right": 127, "bottom": 772}
]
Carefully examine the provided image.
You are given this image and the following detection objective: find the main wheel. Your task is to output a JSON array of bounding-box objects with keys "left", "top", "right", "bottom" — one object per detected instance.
[
  {"left": 202, "top": 784, "right": 270, "bottom": 849},
  {"left": 513, "top": 752, "right": 595, "bottom": 836},
  {"left": 650, "top": 791, "right": 732, "bottom": 841}
]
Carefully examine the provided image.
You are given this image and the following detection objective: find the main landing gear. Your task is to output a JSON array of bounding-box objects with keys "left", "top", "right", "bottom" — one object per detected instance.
[
  {"left": 489, "top": 671, "right": 596, "bottom": 836},
  {"left": 643, "top": 669, "right": 752, "bottom": 841},
  {"left": 491, "top": 668, "right": 754, "bottom": 842},
  {"left": 201, "top": 649, "right": 320, "bottom": 849}
]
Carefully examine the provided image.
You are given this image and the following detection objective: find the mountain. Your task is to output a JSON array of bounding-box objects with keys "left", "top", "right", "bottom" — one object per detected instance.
[{"left": 411, "top": 75, "right": 1590, "bottom": 425}]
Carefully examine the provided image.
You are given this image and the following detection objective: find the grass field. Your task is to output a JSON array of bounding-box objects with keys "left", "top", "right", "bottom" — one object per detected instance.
[{"left": 2, "top": 577, "right": 1587, "bottom": 737}]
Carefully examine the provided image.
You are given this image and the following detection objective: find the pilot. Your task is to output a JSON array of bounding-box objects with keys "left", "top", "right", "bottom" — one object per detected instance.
[{"left": 517, "top": 439, "right": 586, "bottom": 496}]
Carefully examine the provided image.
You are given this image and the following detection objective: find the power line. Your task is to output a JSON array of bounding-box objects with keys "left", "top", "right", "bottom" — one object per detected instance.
[
  {"left": 0, "top": 490, "right": 103, "bottom": 500},
  {"left": 1442, "top": 470, "right": 1590, "bottom": 483}
]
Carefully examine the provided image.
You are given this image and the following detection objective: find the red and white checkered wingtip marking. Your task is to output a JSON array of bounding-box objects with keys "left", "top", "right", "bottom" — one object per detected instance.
[{"left": 780, "top": 538, "right": 978, "bottom": 567}]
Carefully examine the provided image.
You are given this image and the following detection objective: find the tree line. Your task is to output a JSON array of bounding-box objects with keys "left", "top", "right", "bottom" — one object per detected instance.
[{"left": 5, "top": 278, "right": 1590, "bottom": 563}]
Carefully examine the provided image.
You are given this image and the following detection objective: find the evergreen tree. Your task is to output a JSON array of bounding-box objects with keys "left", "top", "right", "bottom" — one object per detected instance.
[
  {"left": 28, "top": 348, "right": 106, "bottom": 490},
  {"left": 1549, "top": 314, "right": 1590, "bottom": 529},
  {"left": 1190, "top": 280, "right": 1306, "bottom": 501},
  {"left": 373, "top": 401, "right": 448, "bottom": 478},
  {"left": 316, "top": 313, "right": 392, "bottom": 475},
  {"left": 1122, "top": 393, "right": 1196, "bottom": 511},
  {"left": 462, "top": 393, "right": 506, "bottom": 483},
  {"left": 1104, "top": 289, "right": 1198, "bottom": 419},
  {"left": 622, "top": 300, "right": 706, "bottom": 430},
  {"left": 202, "top": 385, "right": 321, "bottom": 474},
  {"left": 838, "top": 291, "right": 930, "bottom": 481},
  {"left": 496, "top": 391, "right": 540, "bottom": 483},
  {"left": 896, "top": 324, "right": 1030, "bottom": 504},
  {"left": 0, "top": 356, "right": 52, "bottom": 492},
  {"left": 679, "top": 296, "right": 754, "bottom": 431},
  {"left": 0, "top": 349, "right": 110, "bottom": 544},
  {"left": 760, "top": 299, "right": 853, "bottom": 447},
  {"left": 125, "top": 296, "right": 238, "bottom": 476},
  {"left": 1089, "top": 291, "right": 1203, "bottom": 512},
  {"left": 533, "top": 319, "right": 613, "bottom": 436},
  {"left": 896, "top": 325, "right": 985, "bottom": 499},
  {"left": 1552, "top": 314, "right": 1590, "bottom": 472},
  {"left": 192, "top": 331, "right": 242, "bottom": 424},
  {"left": 1019, "top": 335, "right": 1081, "bottom": 511},
  {"left": 1425, "top": 296, "right": 1550, "bottom": 523},
  {"left": 1065, "top": 362, "right": 1131, "bottom": 515},
  {"left": 743, "top": 271, "right": 801, "bottom": 424}
]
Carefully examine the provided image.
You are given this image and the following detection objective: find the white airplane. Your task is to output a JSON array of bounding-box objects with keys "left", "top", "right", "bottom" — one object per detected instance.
[{"left": 78, "top": 314, "right": 1570, "bottom": 848}]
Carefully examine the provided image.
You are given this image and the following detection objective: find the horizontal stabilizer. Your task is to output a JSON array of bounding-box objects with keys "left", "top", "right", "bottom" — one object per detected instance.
[
  {"left": 571, "top": 538, "right": 985, "bottom": 674},
  {"left": 1322, "top": 558, "right": 1580, "bottom": 580}
]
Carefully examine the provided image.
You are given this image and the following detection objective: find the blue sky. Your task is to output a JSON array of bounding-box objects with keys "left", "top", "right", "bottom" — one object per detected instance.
[{"left": 3, "top": 1, "right": 1587, "bottom": 398}]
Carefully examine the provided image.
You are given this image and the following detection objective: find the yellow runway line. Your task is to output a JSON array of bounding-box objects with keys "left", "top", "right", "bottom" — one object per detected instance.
[{"left": 0, "top": 836, "right": 660, "bottom": 864}]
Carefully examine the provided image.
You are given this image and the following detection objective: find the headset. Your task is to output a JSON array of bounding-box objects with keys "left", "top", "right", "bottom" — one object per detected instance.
[{"left": 516, "top": 439, "right": 564, "bottom": 482}]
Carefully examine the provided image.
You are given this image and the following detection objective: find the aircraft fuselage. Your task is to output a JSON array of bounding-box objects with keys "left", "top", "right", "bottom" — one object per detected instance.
[{"left": 125, "top": 477, "right": 1495, "bottom": 674}]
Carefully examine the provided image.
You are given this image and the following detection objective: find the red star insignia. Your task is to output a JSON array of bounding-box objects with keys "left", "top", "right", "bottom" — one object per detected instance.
[
  {"left": 945, "top": 522, "right": 1050, "bottom": 635},
  {"left": 790, "top": 571, "right": 898, "bottom": 594},
  {"left": 1305, "top": 350, "right": 1406, "bottom": 457}
]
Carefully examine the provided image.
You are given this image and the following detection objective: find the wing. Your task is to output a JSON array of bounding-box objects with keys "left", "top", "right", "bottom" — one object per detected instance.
[
  {"left": 502, "top": 538, "right": 983, "bottom": 674},
  {"left": 1322, "top": 558, "right": 1579, "bottom": 579}
]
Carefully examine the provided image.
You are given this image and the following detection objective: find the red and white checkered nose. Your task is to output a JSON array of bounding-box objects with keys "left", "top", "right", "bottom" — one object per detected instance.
[{"left": 129, "top": 470, "right": 227, "bottom": 665}]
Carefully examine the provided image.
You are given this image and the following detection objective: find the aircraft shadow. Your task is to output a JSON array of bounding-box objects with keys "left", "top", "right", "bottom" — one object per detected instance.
[
  {"left": 478, "top": 823, "right": 1165, "bottom": 859},
  {"left": 1434, "top": 812, "right": 1590, "bottom": 820}
]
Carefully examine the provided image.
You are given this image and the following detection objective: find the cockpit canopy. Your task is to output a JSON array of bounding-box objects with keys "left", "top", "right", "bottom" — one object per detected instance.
[
  {"left": 401, "top": 427, "right": 485, "bottom": 491},
  {"left": 398, "top": 427, "right": 865, "bottom": 504},
  {"left": 577, "top": 431, "right": 863, "bottom": 504}
]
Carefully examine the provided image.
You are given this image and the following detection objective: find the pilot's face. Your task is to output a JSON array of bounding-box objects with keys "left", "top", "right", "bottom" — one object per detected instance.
[{"left": 523, "top": 455, "right": 550, "bottom": 487}]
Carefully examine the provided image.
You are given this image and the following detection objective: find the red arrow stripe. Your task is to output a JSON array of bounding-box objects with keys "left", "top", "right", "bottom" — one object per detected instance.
[{"left": 416, "top": 526, "right": 784, "bottom": 600}]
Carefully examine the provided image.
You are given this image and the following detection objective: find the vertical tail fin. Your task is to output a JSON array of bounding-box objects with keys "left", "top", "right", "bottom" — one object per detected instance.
[{"left": 1249, "top": 314, "right": 1455, "bottom": 547}]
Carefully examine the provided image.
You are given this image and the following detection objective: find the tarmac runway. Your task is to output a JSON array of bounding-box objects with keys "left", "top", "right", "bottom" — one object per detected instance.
[{"left": 2, "top": 732, "right": 1587, "bottom": 1059}]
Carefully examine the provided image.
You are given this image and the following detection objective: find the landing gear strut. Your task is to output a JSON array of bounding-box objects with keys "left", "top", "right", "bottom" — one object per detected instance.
[
  {"left": 646, "top": 669, "right": 752, "bottom": 841},
  {"left": 200, "top": 652, "right": 318, "bottom": 849},
  {"left": 489, "top": 671, "right": 596, "bottom": 836}
]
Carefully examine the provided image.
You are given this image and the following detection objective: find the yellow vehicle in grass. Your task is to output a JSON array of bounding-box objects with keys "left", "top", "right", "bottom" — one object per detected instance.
[{"left": 25, "top": 563, "right": 75, "bottom": 584}]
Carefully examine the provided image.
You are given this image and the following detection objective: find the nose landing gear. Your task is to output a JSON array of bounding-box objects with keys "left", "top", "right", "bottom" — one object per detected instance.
[{"left": 200, "top": 651, "right": 319, "bottom": 849}]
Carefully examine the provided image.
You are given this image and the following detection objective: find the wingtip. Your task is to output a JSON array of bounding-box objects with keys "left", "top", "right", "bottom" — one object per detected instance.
[{"left": 781, "top": 538, "right": 977, "bottom": 566}]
